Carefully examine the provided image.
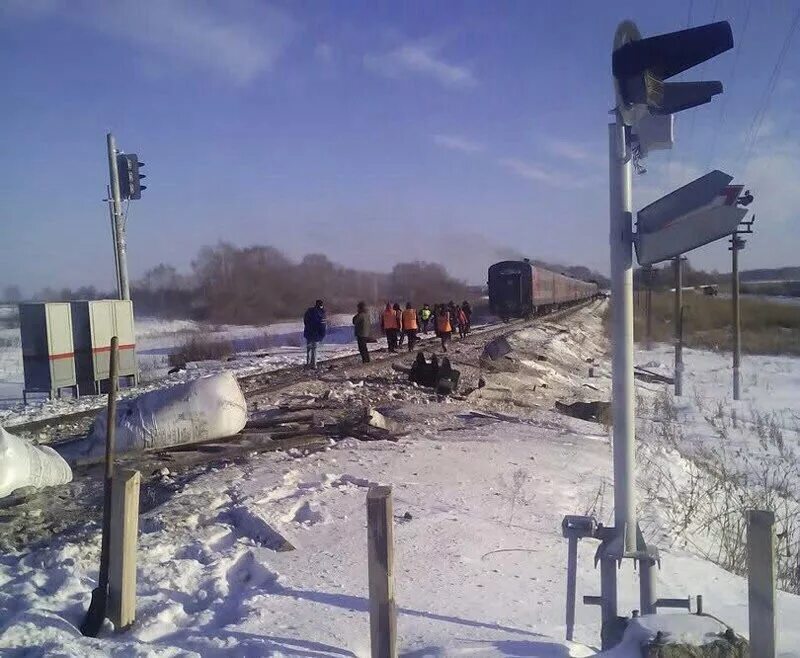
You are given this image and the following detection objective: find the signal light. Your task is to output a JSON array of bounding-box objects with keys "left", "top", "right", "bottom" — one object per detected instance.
[
  {"left": 613, "top": 21, "right": 733, "bottom": 121},
  {"left": 116, "top": 153, "right": 147, "bottom": 200}
]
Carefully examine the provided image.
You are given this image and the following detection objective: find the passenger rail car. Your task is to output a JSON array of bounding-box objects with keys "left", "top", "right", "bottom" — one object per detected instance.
[{"left": 488, "top": 260, "right": 598, "bottom": 319}]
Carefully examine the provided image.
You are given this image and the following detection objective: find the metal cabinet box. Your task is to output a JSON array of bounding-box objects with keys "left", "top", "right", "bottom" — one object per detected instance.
[
  {"left": 112, "top": 299, "right": 137, "bottom": 382},
  {"left": 19, "top": 302, "right": 77, "bottom": 400},
  {"left": 71, "top": 299, "right": 138, "bottom": 393}
]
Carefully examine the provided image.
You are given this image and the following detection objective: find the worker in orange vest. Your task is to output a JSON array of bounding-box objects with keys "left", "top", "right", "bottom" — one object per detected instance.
[
  {"left": 381, "top": 302, "right": 401, "bottom": 352},
  {"left": 401, "top": 302, "right": 419, "bottom": 352},
  {"left": 435, "top": 303, "right": 452, "bottom": 352}
]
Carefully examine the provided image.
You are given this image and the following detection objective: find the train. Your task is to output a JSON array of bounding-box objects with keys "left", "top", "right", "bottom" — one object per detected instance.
[{"left": 488, "top": 259, "right": 599, "bottom": 319}]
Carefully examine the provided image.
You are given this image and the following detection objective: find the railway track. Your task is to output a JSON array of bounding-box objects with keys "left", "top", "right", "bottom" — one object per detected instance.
[
  {"left": 4, "top": 315, "right": 531, "bottom": 439},
  {"left": 5, "top": 300, "right": 596, "bottom": 443},
  {"left": 0, "top": 301, "right": 597, "bottom": 550}
]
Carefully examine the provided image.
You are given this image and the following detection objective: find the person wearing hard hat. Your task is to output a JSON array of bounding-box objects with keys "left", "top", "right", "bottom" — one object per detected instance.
[
  {"left": 401, "top": 302, "right": 419, "bottom": 352},
  {"left": 352, "top": 301, "right": 373, "bottom": 363},
  {"left": 419, "top": 303, "right": 432, "bottom": 334},
  {"left": 381, "top": 302, "right": 401, "bottom": 352},
  {"left": 435, "top": 304, "right": 452, "bottom": 352}
]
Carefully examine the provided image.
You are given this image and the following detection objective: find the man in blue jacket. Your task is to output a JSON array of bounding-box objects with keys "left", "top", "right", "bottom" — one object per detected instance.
[{"left": 303, "top": 299, "right": 327, "bottom": 369}]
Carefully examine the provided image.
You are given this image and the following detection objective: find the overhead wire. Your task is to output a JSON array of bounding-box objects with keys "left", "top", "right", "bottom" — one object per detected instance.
[
  {"left": 665, "top": 0, "right": 695, "bottom": 187},
  {"left": 683, "top": 0, "right": 720, "bottom": 178},
  {"left": 739, "top": 6, "right": 800, "bottom": 170},
  {"left": 705, "top": 0, "right": 752, "bottom": 171}
]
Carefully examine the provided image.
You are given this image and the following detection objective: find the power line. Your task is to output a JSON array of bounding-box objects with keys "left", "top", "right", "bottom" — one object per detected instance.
[
  {"left": 666, "top": 0, "right": 696, "bottom": 187},
  {"left": 740, "top": 6, "right": 800, "bottom": 170},
  {"left": 706, "top": 0, "right": 752, "bottom": 171},
  {"left": 684, "top": 0, "right": 720, "bottom": 170}
]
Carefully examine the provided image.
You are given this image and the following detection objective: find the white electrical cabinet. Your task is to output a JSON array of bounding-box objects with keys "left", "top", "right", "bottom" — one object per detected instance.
[
  {"left": 19, "top": 302, "right": 78, "bottom": 402},
  {"left": 71, "top": 299, "right": 138, "bottom": 394}
]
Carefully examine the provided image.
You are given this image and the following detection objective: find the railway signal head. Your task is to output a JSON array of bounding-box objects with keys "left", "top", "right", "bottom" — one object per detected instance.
[
  {"left": 613, "top": 21, "right": 734, "bottom": 125},
  {"left": 116, "top": 153, "right": 147, "bottom": 200}
]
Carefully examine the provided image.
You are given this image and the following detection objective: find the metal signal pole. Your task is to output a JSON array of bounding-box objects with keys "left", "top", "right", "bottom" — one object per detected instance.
[
  {"left": 608, "top": 114, "right": 636, "bottom": 554},
  {"left": 673, "top": 257, "right": 683, "bottom": 396},
  {"left": 107, "top": 133, "right": 130, "bottom": 300},
  {"left": 106, "top": 185, "right": 122, "bottom": 296},
  {"left": 644, "top": 266, "right": 653, "bottom": 350}
]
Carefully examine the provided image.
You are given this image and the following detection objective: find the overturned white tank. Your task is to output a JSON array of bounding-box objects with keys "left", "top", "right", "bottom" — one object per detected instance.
[
  {"left": 0, "top": 427, "right": 73, "bottom": 499},
  {"left": 75, "top": 372, "right": 247, "bottom": 460}
]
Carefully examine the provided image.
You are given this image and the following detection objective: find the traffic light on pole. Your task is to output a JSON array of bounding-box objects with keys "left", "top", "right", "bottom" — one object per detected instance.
[
  {"left": 116, "top": 153, "right": 147, "bottom": 200},
  {"left": 613, "top": 21, "right": 733, "bottom": 122}
]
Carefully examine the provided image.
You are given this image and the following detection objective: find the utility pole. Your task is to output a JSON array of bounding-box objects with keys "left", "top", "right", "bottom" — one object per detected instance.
[
  {"left": 731, "top": 235, "right": 742, "bottom": 400},
  {"left": 644, "top": 266, "right": 653, "bottom": 350},
  {"left": 107, "top": 133, "right": 130, "bottom": 300},
  {"left": 730, "top": 214, "right": 754, "bottom": 401},
  {"left": 106, "top": 185, "right": 121, "bottom": 296},
  {"left": 673, "top": 257, "right": 683, "bottom": 396}
]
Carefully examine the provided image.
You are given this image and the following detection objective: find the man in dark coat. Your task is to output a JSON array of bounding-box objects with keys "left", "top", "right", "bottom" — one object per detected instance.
[
  {"left": 303, "top": 299, "right": 327, "bottom": 369},
  {"left": 353, "top": 301, "right": 372, "bottom": 363}
]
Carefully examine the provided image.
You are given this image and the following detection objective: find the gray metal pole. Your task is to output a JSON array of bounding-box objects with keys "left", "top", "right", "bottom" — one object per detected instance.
[
  {"left": 106, "top": 185, "right": 122, "bottom": 297},
  {"left": 645, "top": 267, "right": 653, "bottom": 351},
  {"left": 565, "top": 536, "right": 578, "bottom": 641},
  {"left": 732, "top": 236, "right": 741, "bottom": 400},
  {"left": 639, "top": 557, "right": 657, "bottom": 615},
  {"left": 747, "top": 510, "right": 776, "bottom": 658},
  {"left": 673, "top": 258, "right": 683, "bottom": 396},
  {"left": 599, "top": 556, "right": 618, "bottom": 647},
  {"left": 608, "top": 116, "right": 636, "bottom": 553},
  {"left": 107, "top": 133, "right": 130, "bottom": 300}
]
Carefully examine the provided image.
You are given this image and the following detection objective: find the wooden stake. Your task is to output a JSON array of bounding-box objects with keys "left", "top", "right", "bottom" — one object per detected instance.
[
  {"left": 367, "top": 485, "right": 396, "bottom": 658},
  {"left": 108, "top": 468, "right": 140, "bottom": 631}
]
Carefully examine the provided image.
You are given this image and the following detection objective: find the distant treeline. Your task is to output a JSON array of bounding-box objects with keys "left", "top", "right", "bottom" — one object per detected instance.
[
  {"left": 5, "top": 243, "right": 480, "bottom": 324},
  {"left": 634, "top": 261, "right": 800, "bottom": 292}
]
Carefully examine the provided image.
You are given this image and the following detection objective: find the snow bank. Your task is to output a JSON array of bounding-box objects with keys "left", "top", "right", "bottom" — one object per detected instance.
[
  {"left": 600, "top": 613, "right": 738, "bottom": 657},
  {"left": 0, "top": 427, "right": 72, "bottom": 499},
  {"left": 69, "top": 373, "right": 247, "bottom": 460}
]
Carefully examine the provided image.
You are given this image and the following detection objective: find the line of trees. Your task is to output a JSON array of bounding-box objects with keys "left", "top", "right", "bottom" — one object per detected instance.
[{"left": 4, "top": 243, "right": 480, "bottom": 325}]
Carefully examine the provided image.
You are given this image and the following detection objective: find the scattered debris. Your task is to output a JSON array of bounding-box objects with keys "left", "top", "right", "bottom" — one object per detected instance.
[
  {"left": 635, "top": 367, "right": 675, "bottom": 385},
  {"left": 408, "top": 353, "right": 461, "bottom": 395},
  {"left": 482, "top": 336, "right": 513, "bottom": 361},
  {"left": 365, "top": 407, "right": 401, "bottom": 433},
  {"left": 554, "top": 400, "right": 611, "bottom": 424}
]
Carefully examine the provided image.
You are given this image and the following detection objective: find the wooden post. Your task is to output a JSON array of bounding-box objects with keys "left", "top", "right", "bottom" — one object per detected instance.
[
  {"left": 367, "top": 485, "right": 396, "bottom": 658},
  {"left": 747, "top": 509, "right": 776, "bottom": 658},
  {"left": 108, "top": 468, "right": 141, "bottom": 631}
]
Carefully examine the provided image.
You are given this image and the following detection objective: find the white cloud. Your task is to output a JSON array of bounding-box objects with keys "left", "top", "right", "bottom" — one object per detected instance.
[
  {"left": 548, "top": 140, "right": 596, "bottom": 162},
  {"left": 315, "top": 42, "right": 334, "bottom": 64},
  {"left": 433, "top": 134, "right": 484, "bottom": 153},
  {"left": 546, "top": 139, "right": 603, "bottom": 165},
  {"left": 3, "top": 0, "right": 297, "bottom": 85},
  {"left": 365, "top": 41, "right": 476, "bottom": 89},
  {"left": 741, "top": 142, "right": 800, "bottom": 229},
  {"left": 498, "top": 158, "right": 586, "bottom": 189}
]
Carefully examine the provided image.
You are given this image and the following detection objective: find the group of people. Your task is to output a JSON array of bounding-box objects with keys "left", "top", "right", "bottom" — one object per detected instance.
[
  {"left": 360, "top": 300, "right": 472, "bottom": 362},
  {"left": 303, "top": 299, "right": 474, "bottom": 368}
]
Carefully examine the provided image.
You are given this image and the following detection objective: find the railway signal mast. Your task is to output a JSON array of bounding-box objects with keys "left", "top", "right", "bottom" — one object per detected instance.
[
  {"left": 106, "top": 133, "right": 147, "bottom": 301},
  {"left": 567, "top": 20, "right": 735, "bottom": 649}
]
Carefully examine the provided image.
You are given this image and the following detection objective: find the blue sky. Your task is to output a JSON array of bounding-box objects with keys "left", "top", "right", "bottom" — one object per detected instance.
[{"left": 1, "top": 0, "right": 798, "bottom": 293}]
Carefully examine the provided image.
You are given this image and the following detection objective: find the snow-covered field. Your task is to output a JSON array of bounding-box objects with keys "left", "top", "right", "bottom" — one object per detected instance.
[{"left": 2, "top": 307, "right": 800, "bottom": 655}]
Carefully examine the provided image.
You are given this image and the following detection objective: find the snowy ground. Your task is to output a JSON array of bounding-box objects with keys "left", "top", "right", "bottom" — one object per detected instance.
[
  {"left": 2, "top": 305, "right": 800, "bottom": 656},
  {"left": 0, "top": 315, "right": 361, "bottom": 427}
]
